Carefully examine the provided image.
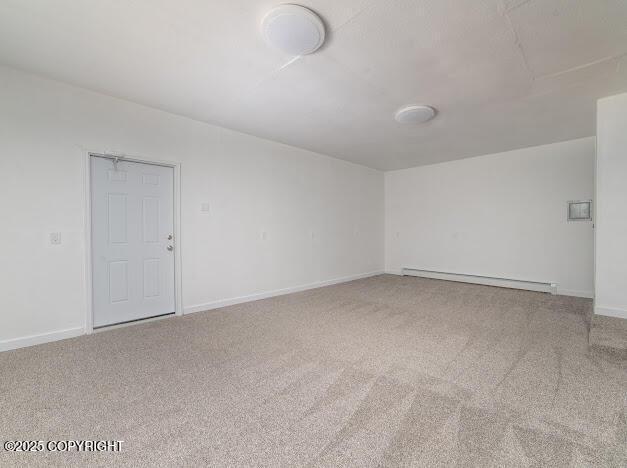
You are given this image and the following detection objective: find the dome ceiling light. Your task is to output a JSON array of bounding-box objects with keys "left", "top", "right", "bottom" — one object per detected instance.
[
  {"left": 395, "top": 105, "right": 437, "bottom": 124},
  {"left": 261, "top": 4, "right": 326, "bottom": 56}
]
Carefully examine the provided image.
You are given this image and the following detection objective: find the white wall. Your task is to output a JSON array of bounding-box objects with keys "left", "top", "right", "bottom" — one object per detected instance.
[
  {"left": 0, "top": 66, "right": 384, "bottom": 349},
  {"left": 595, "top": 92, "right": 627, "bottom": 319},
  {"left": 385, "top": 138, "right": 595, "bottom": 297}
]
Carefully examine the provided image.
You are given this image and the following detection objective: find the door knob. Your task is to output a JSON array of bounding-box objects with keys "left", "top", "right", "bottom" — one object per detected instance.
[
  {"left": 167, "top": 234, "right": 173, "bottom": 240},
  {"left": 167, "top": 245, "right": 174, "bottom": 251}
]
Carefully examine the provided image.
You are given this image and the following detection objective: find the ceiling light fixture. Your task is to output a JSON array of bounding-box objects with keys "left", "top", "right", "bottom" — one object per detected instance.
[
  {"left": 261, "top": 5, "right": 326, "bottom": 56},
  {"left": 395, "top": 105, "right": 437, "bottom": 124}
]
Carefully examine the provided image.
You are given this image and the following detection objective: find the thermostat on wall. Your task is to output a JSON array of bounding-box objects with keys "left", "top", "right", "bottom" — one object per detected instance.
[{"left": 567, "top": 200, "right": 592, "bottom": 221}]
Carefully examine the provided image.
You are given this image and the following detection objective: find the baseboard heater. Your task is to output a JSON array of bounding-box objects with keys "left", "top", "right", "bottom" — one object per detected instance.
[{"left": 402, "top": 268, "right": 557, "bottom": 294}]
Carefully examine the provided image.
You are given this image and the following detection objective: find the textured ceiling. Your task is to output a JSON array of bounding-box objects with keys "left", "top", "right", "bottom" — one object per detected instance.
[{"left": 0, "top": 0, "right": 626, "bottom": 170}]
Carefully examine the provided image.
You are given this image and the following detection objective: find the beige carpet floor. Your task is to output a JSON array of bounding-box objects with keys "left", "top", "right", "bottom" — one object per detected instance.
[{"left": 1, "top": 275, "right": 625, "bottom": 467}]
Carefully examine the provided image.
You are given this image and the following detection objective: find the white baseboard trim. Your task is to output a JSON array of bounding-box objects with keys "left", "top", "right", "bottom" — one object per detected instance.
[
  {"left": 401, "top": 267, "right": 557, "bottom": 294},
  {"left": 594, "top": 306, "right": 627, "bottom": 320},
  {"left": 384, "top": 269, "right": 403, "bottom": 276},
  {"left": 556, "top": 288, "right": 594, "bottom": 299},
  {"left": 0, "top": 327, "right": 84, "bottom": 353},
  {"left": 184, "top": 270, "right": 384, "bottom": 315}
]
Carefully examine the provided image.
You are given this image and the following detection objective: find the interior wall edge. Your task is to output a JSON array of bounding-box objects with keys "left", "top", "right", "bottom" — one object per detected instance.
[
  {"left": 184, "top": 270, "right": 384, "bottom": 315},
  {"left": 556, "top": 289, "right": 595, "bottom": 299},
  {"left": 0, "top": 327, "right": 85, "bottom": 353},
  {"left": 594, "top": 306, "right": 627, "bottom": 320}
]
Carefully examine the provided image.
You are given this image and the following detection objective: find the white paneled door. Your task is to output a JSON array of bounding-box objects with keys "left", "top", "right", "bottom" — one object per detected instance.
[{"left": 91, "top": 156, "right": 175, "bottom": 328}]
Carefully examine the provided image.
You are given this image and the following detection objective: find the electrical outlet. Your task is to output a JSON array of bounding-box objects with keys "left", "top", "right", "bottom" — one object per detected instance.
[{"left": 49, "top": 232, "right": 62, "bottom": 245}]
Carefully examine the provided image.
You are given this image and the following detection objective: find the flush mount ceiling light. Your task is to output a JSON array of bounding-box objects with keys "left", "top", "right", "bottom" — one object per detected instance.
[
  {"left": 261, "top": 4, "right": 326, "bottom": 56},
  {"left": 395, "top": 105, "right": 437, "bottom": 124}
]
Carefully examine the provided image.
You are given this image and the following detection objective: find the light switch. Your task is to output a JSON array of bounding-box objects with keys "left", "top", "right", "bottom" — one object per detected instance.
[
  {"left": 200, "top": 203, "right": 211, "bottom": 214},
  {"left": 50, "top": 232, "right": 62, "bottom": 245}
]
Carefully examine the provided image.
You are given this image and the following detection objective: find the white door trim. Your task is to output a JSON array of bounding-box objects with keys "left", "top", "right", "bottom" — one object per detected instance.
[{"left": 83, "top": 150, "right": 183, "bottom": 334}]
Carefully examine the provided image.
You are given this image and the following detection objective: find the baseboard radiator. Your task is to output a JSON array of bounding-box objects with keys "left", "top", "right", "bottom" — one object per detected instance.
[{"left": 402, "top": 268, "right": 557, "bottom": 294}]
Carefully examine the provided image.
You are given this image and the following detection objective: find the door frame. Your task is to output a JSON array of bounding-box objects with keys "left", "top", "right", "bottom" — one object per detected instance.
[{"left": 83, "top": 150, "right": 183, "bottom": 334}]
